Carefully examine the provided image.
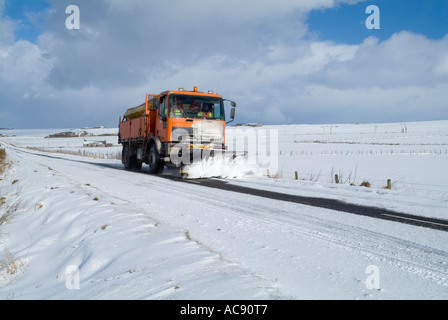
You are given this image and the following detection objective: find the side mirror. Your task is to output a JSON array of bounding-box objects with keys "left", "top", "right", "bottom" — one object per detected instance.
[
  {"left": 227, "top": 107, "right": 236, "bottom": 124},
  {"left": 224, "top": 99, "right": 237, "bottom": 124}
]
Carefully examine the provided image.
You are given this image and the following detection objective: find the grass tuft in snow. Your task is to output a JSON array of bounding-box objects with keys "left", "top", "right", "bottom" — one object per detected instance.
[
  {"left": 359, "top": 180, "right": 371, "bottom": 188},
  {"left": 1, "top": 247, "right": 23, "bottom": 275},
  {"left": 0, "top": 210, "right": 13, "bottom": 226},
  {"left": 100, "top": 224, "right": 109, "bottom": 230},
  {"left": 0, "top": 148, "right": 11, "bottom": 176}
]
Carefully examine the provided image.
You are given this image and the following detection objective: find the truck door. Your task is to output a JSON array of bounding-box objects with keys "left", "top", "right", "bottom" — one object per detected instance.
[{"left": 156, "top": 94, "right": 168, "bottom": 141}]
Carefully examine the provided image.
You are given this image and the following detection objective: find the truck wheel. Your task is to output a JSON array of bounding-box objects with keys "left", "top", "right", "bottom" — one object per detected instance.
[
  {"left": 123, "top": 144, "right": 131, "bottom": 169},
  {"left": 148, "top": 144, "right": 164, "bottom": 174},
  {"left": 123, "top": 144, "right": 142, "bottom": 171}
]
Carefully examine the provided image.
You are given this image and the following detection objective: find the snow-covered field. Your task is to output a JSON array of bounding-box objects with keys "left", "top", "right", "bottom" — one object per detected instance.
[{"left": 0, "top": 120, "right": 447, "bottom": 300}]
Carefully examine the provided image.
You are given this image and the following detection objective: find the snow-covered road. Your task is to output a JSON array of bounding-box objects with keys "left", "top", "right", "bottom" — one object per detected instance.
[{"left": 1, "top": 141, "right": 447, "bottom": 300}]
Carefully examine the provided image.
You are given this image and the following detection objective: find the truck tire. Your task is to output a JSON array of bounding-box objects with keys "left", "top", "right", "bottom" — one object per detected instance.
[
  {"left": 123, "top": 143, "right": 131, "bottom": 169},
  {"left": 123, "top": 143, "right": 142, "bottom": 171},
  {"left": 148, "top": 143, "right": 164, "bottom": 174}
]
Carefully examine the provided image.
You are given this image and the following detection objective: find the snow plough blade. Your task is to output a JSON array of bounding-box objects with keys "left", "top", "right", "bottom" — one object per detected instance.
[{"left": 179, "top": 150, "right": 247, "bottom": 179}]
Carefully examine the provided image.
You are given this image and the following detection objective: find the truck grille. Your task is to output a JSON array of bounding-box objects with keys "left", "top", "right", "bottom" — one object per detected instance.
[{"left": 172, "top": 121, "right": 224, "bottom": 143}]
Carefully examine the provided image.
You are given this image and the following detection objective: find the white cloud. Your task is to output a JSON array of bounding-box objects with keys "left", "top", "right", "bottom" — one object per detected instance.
[
  {"left": 331, "top": 32, "right": 448, "bottom": 88},
  {"left": 295, "top": 84, "right": 448, "bottom": 122},
  {"left": 137, "top": 29, "right": 448, "bottom": 124},
  {"left": 1, "top": 40, "right": 52, "bottom": 86}
]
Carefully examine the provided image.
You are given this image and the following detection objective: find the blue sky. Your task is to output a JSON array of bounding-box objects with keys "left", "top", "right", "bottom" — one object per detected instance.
[
  {"left": 3, "top": 0, "right": 51, "bottom": 43},
  {"left": 1, "top": 0, "right": 447, "bottom": 129}
]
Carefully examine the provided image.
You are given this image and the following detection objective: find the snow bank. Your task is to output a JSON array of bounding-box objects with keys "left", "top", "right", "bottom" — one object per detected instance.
[{"left": 0, "top": 147, "right": 279, "bottom": 299}]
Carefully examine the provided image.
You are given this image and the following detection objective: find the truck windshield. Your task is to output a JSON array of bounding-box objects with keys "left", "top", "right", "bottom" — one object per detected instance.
[{"left": 169, "top": 94, "right": 225, "bottom": 120}]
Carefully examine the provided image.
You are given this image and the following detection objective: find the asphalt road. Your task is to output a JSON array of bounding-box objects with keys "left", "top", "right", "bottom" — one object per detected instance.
[{"left": 177, "top": 176, "right": 448, "bottom": 232}]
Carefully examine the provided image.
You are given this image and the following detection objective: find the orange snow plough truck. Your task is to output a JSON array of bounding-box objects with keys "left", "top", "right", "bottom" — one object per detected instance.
[{"left": 118, "top": 87, "right": 237, "bottom": 175}]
